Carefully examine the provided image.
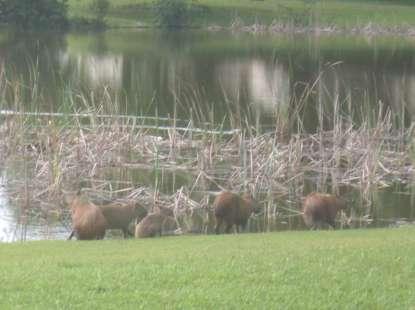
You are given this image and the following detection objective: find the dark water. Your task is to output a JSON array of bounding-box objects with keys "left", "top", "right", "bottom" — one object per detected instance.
[
  {"left": 0, "top": 29, "right": 415, "bottom": 241},
  {"left": 2, "top": 29, "right": 415, "bottom": 130}
]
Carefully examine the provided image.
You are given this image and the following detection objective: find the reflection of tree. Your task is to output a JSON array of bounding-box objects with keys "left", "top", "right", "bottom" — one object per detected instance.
[
  {"left": 157, "top": 30, "right": 193, "bottom": 55},
  {"left": 291, "top": 58, "right": 415, "bottom": 133},
  {"left": 215, "top": 59, "right": 290, "bottom": 131},
  {"left": 89, "top": 32, "right": 109, "bottom": 56},
  {"left": 1, "top": 30, "right": 66, "bottom": 76},
  {"left": 0, "top": 183, "right": 13, "bottom": 242},
  {"left": 388, "top": 74, "right": 415, "bottom": 124}
]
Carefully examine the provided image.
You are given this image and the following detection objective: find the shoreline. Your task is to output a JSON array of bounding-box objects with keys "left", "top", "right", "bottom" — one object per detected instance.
[
  {"left": 68, "top": 20, "right": 415, "bottom": 38},
  {"left": 209, "top": 21, "right": 415, "bottom": 37}
]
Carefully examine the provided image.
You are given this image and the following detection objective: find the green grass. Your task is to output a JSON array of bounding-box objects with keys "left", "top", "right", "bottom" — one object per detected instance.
[
  {"left": 1, "top": 228, "right": 414, "bottom": 309},
  {"left": 67, "top": 0, "right": 415, "bottom": 28}
]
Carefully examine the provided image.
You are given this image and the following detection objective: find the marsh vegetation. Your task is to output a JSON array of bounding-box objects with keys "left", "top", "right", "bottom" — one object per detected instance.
[{"left": 0, "top": 30, "right": 414, "bottom": 241}]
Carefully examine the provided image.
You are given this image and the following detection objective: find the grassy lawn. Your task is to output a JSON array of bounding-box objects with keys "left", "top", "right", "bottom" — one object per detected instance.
[
  {"left": 0, "top": 228, "right": 414, "bottom": 309},
  {"left": 67, "top": 0, "right": 415, "bottom": 28}
]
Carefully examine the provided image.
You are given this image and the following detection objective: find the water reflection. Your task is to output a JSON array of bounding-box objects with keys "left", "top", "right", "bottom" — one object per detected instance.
[
  {"left": 60, "top": 53, "right": 124, "bottom": 90},
  {"left": 0, "top": 174, "right": 69, "bottom": 242},
  {"left": 0, "top": 178, "right": 13, "bottom": 242},
  {"left": 389, "top": 74, "right": 415, "bottom": 116},
  {"left": 216, "top": 59, "right": 290, "bottom": 110},
  {"left": 2, "top": 30, "right": 415, "bottom": 129}
]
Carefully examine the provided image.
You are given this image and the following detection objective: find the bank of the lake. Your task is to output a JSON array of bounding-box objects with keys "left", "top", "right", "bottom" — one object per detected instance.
[
  {"left": 68, "top": 0, "right": 415, "bottom": 32},
  {"left": 1, "top": 227, "right": 414, "bottom": 308}
]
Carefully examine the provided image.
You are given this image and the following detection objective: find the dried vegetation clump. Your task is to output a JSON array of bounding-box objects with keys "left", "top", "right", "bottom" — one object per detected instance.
[{"left": 0, "top": 106, "right": 414, "bottom": 238}]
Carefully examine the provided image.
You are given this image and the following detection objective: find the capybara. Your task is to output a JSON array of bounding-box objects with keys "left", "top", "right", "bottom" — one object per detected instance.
[
  {"left": 214, "top": 191, "right": 260, "bottom": 234},
  {"left": 99, "top": 202, "right": 148, "bottom": 238},
  {"left": 302, "top": 192, "right": 347, "bottom": 229},
  {"left": 68, "top": 196, "right": 107, "bottom": 240},
  {"left": 135, "top": 213, "right": 178, "bottom": 238}
]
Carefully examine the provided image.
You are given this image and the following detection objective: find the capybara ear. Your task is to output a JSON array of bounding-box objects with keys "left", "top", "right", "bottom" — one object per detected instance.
[{"left": 135, "top": 203, "right": 148, "bottom": 218}]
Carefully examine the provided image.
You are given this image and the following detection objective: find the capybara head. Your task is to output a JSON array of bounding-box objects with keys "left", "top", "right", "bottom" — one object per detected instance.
[
  {"left": 242, "top": 193, "right": 261, "bottom": 214},
  {"left": 336, "top": 197, "right": 347, "bottom": 211},
  {"left": 133, "top": 203, "right": 148, "bottom": 221},
  {"left": 62, "top": 189, "right": 82, "bottom": 208}
]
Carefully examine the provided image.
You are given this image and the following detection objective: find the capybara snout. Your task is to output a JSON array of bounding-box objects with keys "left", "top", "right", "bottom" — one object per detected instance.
[
  {"left": 214, "top": 191, "right": 259, "bottom": 234},
  {"left": 302, "top": 192, "right": 347, "bottom": 229},
  {"left": 244, "top": 193, "right": 261, "bottom": 214}
]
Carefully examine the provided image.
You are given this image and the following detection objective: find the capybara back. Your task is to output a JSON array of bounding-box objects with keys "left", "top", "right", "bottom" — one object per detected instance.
[
  {"left": 135, "top": 213, "right": 178, "bottom": 238},
  {"left": 69, "top": 196, "right": 107, "bottom": 240},
  {"left": 100, "top": 202, "right": 147, "bottom": 237}
]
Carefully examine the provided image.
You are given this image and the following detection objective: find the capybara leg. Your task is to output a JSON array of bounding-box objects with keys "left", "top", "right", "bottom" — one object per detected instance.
[
  {"left": 238, "top": 223, "right": 247, "bottom": 233},
  {"left": 67, "top": 230, "right": 75, "bottom": 240},
  {"left": 215, "top": 218, "right": 223, "bottom": 234},
  {"left": 122, "top": 228, "right": 133, "bottom": 238}
]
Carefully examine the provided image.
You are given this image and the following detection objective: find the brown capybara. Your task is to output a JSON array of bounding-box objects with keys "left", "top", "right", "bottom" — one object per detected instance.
[
  {"left": 302, "top": 192, "right": 347, "bottom": 229},
  {"left": 135, "top": 213, "right": 179, "bottom": 238},
  {"left": 99, "top": 202, "right": 148, "bottom": 238},
  {"left": 214, "top": 191, "right": 260, "bottom": 234},
  {"left": 68, "top": 196, "right": 107, "bottom": 240}
]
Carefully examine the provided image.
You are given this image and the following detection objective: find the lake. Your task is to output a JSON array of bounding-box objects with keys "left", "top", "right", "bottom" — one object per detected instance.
[{"left": 0, "top": 29, "right": 414, "bottom": 241}]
